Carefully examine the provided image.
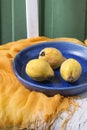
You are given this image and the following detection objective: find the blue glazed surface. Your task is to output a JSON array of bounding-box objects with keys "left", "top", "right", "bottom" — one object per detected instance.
[{"left": 12, "top": 41, "right": 87, "bottom": 96}]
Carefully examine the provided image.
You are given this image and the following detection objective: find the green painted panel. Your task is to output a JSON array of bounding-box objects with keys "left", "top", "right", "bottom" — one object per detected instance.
[
  {"left": 0, "top": 0, "right": 1, "bottom": 43},
  {"left": 0, "top": 0, "right": 12, "bottom": 44},
  {"left": 0, "top": 0, "right": 27, "bottom": 44},
  {"left": 53, "top": 0, "right": 86, "bottom": 41},
  {"left": 85, "top": 0, "right": 87, "bottom": 39},
  {"left": 13, "top": 0, "right": 27, "bottom": 41},
  {"left": 39, "top": 0, "right": 87, "bottom": 41},
  {"left": 0, "top": 0, "right": 87, "bottom": 44},
  {"left": 39, "top": 0, "right": 45, "bottom": 36}
]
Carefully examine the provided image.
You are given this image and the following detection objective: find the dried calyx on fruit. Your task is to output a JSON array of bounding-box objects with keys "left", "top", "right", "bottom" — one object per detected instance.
[{"left": 39, "top": 47, "right": 66, "bottom": 69}]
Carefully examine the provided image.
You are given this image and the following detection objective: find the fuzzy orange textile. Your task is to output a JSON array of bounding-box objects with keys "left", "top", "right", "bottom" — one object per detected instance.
[{"left": 0, "top": 37, "right": 80, "bottom": 129}]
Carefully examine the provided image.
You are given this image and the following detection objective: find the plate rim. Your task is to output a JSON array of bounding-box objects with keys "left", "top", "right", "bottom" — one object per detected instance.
[{"left": 12, "top": 41, "right": 87, "bottom": 91}]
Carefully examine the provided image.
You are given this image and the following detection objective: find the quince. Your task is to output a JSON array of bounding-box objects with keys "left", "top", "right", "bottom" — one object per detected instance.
[
  {"left": 26, "top": 59, "right": 54, "bottom": 82},
  {"left": 39, "top": 47, "right": 66, "bottom": 69},
  {"left": 60, "top": 58, "right": 82, "bottom": 82}
]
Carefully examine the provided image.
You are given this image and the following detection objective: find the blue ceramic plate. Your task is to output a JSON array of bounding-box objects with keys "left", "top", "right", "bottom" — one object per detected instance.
[{"left": 12, "top": 41, "right": 87, "bottom": 96}]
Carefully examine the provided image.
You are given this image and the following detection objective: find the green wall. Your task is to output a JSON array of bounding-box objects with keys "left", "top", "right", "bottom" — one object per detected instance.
[
  {"left": 0, "top": 0, "right": 12, "bottom": 44},
  {"left": 13, "top": 0, "right": 27, "bottom": 41},
  {"left": 39, "top": 0, "right": 87, "bottom": 41},
  {"left": 86, "top": 0, "right": 87, "bottom": 39},
  {"left": 0, "top": 0, "right": 87, "bottom": 44},
  {"left": 0, "top": 0, "right": 27, "bottom": 44},
  {"left": 0, "top": 0, "right": 1, "bottom": 43}
]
